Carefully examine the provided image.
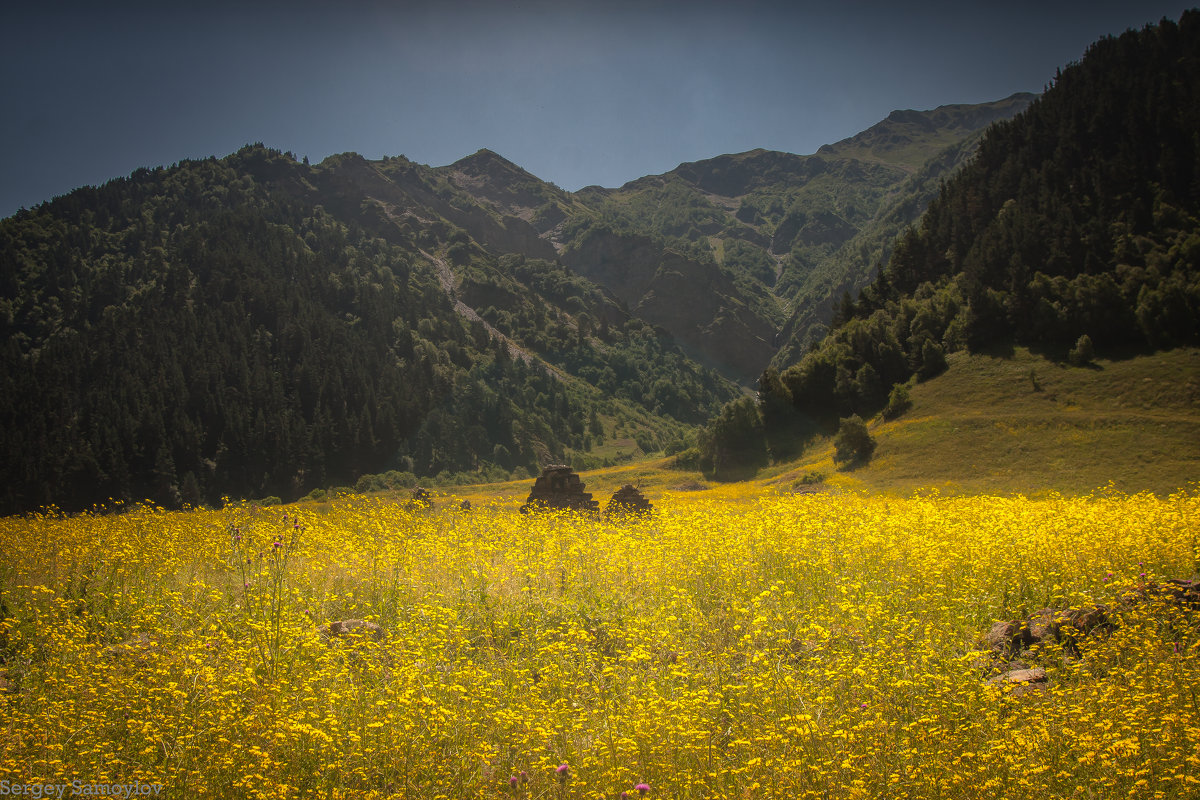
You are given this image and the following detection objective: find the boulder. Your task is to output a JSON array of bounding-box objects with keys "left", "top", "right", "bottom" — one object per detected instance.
[
  {"left": 988, "top": 666, "right": 1047, "bottom": 686},
  {"left": 1136, "top": 578, "right": 1200, "bottom": 608},
  {"left": 988, "top": 666, "right": 1048, "bottom": 697},
  {"left": 981, "top": 619, "right": 1032, "bottom": 654},
  {"left": 981, "top": 604, "right": 1111, "bottom": 656}
]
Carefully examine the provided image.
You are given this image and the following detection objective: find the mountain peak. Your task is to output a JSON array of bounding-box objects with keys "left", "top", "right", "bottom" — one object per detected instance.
[{"left": 448, "top": 148, "right": 527, "bottom": 176}]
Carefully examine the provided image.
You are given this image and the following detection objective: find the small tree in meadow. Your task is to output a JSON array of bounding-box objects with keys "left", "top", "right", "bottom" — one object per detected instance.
[
  {"left": 1068, "top": 334, "right": 1095, "bottom": 366},
  {"left": 833, "top": 414, "right": 876, "bottom": 468}
]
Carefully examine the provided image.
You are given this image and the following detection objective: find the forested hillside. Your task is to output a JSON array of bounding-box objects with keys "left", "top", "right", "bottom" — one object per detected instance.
[
  {"left": 0, "top": 148, "right": 737, "bottom": 513},
  {"left": 705, "top": 12, "right": 1200, "bottom": 478},
  {"left": 0, "top": 79, "right": 1038, "bottom": 514}
]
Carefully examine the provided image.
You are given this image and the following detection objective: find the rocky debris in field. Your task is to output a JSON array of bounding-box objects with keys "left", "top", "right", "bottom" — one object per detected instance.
[
  {"left": 1141, "top": 578, "right": 1200, "bottom": 608},
  {"left": 988, "top": 666, "right": 1048, "bottom": 697},
  {"left": 988, "top": 666, "right": 1047, "bottom": 685},
  {"left": 318, "top": 619, "right": 385, "bottom": 643},
  {"left": 605, "top": 484, "right": 652, "bottom": 516},
  {"left": 982, "top": 604, "right": 1117, "bottom": 657},
  {"left": 520, "top": 465, "right": 599, "bottom": 513},
  {"left": 978, "top": 578, "right": 1200, "bottom": 694}
]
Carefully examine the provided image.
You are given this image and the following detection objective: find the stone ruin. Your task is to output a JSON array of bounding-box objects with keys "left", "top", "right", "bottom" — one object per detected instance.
[
  {"left": 605, "top": 484, "right": 653, "bottom": 516},
  {"left": 520, "top": 465, "right": 599, "bottom": 513}
]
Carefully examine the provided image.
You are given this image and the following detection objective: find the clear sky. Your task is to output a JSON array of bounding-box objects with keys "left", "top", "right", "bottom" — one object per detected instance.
[{"left": 0, "top": 0, "right": 1190, "bottom": 217}]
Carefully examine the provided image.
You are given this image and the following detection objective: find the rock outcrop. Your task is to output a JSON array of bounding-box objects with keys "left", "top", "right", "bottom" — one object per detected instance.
[{"left": 520, "top": 465, "right": 599, "bottom": 513}]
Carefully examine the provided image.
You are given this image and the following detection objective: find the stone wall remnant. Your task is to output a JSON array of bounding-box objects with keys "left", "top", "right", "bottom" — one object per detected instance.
[
  {"left": 520, "top": 465, "right": 599, "bottom": 513},
  {"left": 605, "top": 484, "right": 653, "bottom": 516}
]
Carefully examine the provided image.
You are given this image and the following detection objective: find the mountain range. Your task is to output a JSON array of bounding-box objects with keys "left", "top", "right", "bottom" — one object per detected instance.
[
  {"left": 3, "top": 10, "right": 1197, "bottom": 514},
  {"left": 0, "top": 82, "right": 1033, "bottom": 512}
]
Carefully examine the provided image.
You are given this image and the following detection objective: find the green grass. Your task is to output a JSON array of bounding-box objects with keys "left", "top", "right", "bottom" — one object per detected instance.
[
  {"left": 775, "top": 346, "right": 1200, "bottom": 497},
  {"left": 370, "top": 347, "right": 1199, "bottom": 507}
]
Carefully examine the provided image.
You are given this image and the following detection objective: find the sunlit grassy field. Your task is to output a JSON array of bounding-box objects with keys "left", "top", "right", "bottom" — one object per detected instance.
[
  {"left": 759, "top": 347, "right": 1200, "bottom": 498},
  {"left": 1, "top": 488, "right": 1198, "bottom": 799}
]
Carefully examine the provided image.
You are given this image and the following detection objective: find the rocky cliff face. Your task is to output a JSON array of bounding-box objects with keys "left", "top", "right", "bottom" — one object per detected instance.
[
  {"left": 560, "top": 230, "right": 777, "bottom": 382},
  {"left": 632, "top": 251, "right": 777, "bottom": 382},
  {"left": 559, "top": 227, "right": 661, "bottom": 308}
]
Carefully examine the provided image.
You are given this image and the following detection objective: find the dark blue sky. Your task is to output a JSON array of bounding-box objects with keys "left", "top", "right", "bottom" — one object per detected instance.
[{"left": 1, "top": 1, "right": 1189, "bottom": 217}]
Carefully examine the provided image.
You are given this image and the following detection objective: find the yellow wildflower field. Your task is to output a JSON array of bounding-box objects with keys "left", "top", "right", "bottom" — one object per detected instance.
[{"left": 1, "top": 489, "right": 1197, "bottom": 799}]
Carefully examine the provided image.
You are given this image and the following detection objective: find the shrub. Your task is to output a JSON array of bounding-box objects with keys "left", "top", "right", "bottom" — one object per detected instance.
[
  {"left": 355, "top": 475, "right": 386, "bottom": 494},
  {"left": 917, "top": 340, "right": 948, "bottom": 380},
  {"left": 1068, "top": 334, "right": 1095, "bottom": 366},
  {"left": 794, "top": 471, "right": 825, "bottom": 487},
  {"left": 833, "top": 414, "right": 876, "bottom": 468},
  {"left": 882, "top": 383, "right": 912, "bottom": 420},
  {"left": 670, "top": 447, "right": 701, "bottom": 471},
  {"left": 633, "top": 430, "right": 659, "bottom": 455}
]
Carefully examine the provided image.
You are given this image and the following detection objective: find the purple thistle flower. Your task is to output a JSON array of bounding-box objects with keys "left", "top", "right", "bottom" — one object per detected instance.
[
  {"left": 508, "top": 776, "right": 519, "bottom": 788},
  {"left": 636, "top": 783, "right": 650, "bottom": 794},
  {"left": 555, "top": 764, "right": 569, "bottom": 781},
  {"left": 519, "top": 771, "right": 528, "bottom": 784}
]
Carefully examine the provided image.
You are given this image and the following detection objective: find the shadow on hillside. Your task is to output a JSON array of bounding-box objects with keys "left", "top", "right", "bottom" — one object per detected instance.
[{"left": 1024, "top": 340, "right": 1167, "bottom": 366}]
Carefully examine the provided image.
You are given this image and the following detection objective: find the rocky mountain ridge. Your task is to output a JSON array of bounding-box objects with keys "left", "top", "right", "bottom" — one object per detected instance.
[{"left": 316, "top": 92, "right": 1034, "bottom": 383}]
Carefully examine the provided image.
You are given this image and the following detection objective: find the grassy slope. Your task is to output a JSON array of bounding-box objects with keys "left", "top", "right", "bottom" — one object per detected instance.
[
  {"left": 423, "top": 347, "right": 1199, "bottom": 508},
  {"left": 772, "top": 347, "right": 1200, "bottom": 497}
]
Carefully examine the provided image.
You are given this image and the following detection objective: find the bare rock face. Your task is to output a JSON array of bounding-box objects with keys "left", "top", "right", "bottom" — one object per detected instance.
[
  {"left": 318, "top": 619, "right": 385, "bottom": 643},
  {"left": 520, "top": 465, "right": 599, "bottom": 513},
  {"left": 605, "top": 484, "right": 653, "bottom": 516}
]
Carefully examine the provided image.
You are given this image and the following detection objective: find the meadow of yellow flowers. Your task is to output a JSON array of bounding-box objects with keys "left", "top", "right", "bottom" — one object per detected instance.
[{"left": 1, "top": 487, "right": 1197, "bottom": 799}]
